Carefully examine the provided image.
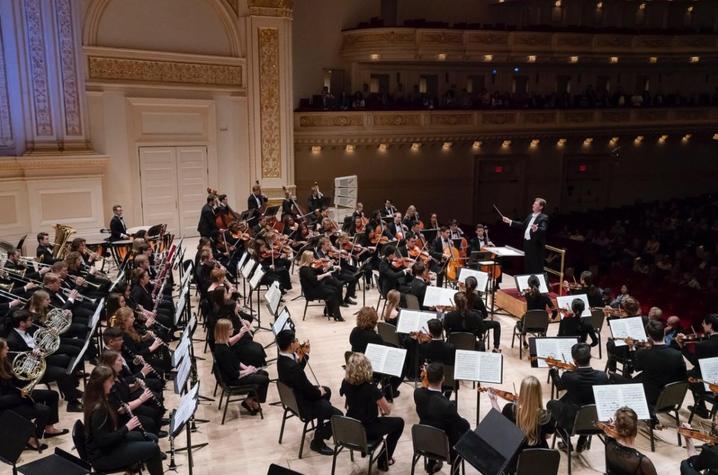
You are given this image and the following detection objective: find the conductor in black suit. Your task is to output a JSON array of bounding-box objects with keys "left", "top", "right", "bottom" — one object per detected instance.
[
  {"left": 197, "top": 194, "right": 217, "bottom": 238},
  {"left": 502, "top": 197, "right": 549, "bottom": 274},
  {"left": 276, "top": 330, "right": 342, "bottom": 456},
  {"left": 109, "top": 204, "right": 129, "bottom": 241}
]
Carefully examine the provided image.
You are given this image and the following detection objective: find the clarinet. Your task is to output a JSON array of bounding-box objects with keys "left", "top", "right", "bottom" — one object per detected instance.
[
  {"left": 133, "top": 377, "right": 163, "bottom": 409},
  {"left": 119, "top": 401, "right": 149, "bottom": 440}
]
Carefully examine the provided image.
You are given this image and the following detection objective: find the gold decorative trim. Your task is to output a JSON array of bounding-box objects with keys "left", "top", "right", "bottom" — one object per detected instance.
[
  {"left": 87, "top": 56, "right": 243, "bottom": 87},
  {"left": 23, "top": 0, "right": 54, "bottom": 137},
  {"left": 374, "top": 114, "right": 421, "bottom": 127},
  {"left": 258, "top": 28, "right": 281, "bottom": 178},
  {"left": 0, "top": 23, "right": 14, "bottom": 148},
  {"left": 298, "top": 115, "right": 364, "bottom": 127},
  {"left": 248, "top": 0, "right": 293, "bottom": 17},
  {"left": 430, "top": 114, "right": 472, "bottom": 126}
]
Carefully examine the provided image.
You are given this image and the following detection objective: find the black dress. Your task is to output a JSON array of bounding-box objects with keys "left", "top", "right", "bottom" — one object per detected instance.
[
  {"left": 501, "top": 403, "right": 556, "bottom": 473},
  {"left": 605, "top": 438, "right": 657, "bottom": 475}
]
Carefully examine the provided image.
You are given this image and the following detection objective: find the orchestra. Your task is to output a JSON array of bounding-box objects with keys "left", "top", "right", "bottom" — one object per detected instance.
[{"left": 0, "top": 184, "right": 714, "bottom": 475}]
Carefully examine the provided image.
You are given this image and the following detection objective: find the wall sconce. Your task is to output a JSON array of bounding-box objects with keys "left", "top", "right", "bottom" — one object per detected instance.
[
  {"left": 437, "top": 53, "right": 447, "bottom": 61},
  {"left": 501, "top": 140, "right": 511, "bottom": 148},
  {"left": 609, "top": 136, "right": 620, "bottom": 144},
  {"left": 554, "top": 0, "right": 561, "bottom": 7},
  {"left": 609, "top": 56, "right": 619, "bottom": 64},
  {"left": 649, "top": 57, "right": 658, "bottom": 64},
  {"left": 569, "top": 56, "right": 579, "bottom": 63},
  {"left": 378, "top": 143, "right": 388, "bottom": 153},
  {"left": 484, "top": 55, "right": 493, "bottom": 62},
  {"left": 370, "top": 53, "right": 380, "bottom": 61},
  {"left": 442, "top": 142, "right": 452, "bottom": 152},
  {"left": 583, "top": 138, "right": 593, "bottom": 147},
  {"left": 311, "top": 145, "right": 322, "bottom": 154},
  {"left": 596, "top": 1, "right": 603, "bottom": 9},
  {"left": 557, "top": 138, "right": 567, "bottom": 147},
  {"left": 690, "top": 56, "right": 700, "bottom": 63},
  {"left": 639, "top": 3, "right": 646, "bottom": 10},
  {"left": 634, "top": 136, "right": 644, "bottom": 144},
  {"left": 713, "top": 133, "right": 718, "bottom": 141},
  {"left": 530, "top": 139, "right": 540, "bottom": 148},
  {"left": 345, "top": 144, "right": 355, "bottom": 153},
  {"left": 411, "top": 142, "right": 422, "bottom": 152},
  {"left": 472, "top": 141, "right": 482, "bottom": 150},
  {"left": 682, "top": 134, "right": 692, "bottom": 143},
  {"left": 658, "top": 135, "right": 668, "bottom": 144},
  {"left": 527, "top": 55, "right": 536, "bottom": 63}
]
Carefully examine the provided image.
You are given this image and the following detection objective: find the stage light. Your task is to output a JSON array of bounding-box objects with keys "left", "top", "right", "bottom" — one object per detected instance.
[
  {"left": 557, "top": 138, "right": 567, "bottom": 147},
  {"left": 658, "top": 135, "right": 668, "bottom": 144},
  {"left": 713, "top": 133, "right": 718, "bottom": 141},
  {"left": 639, "top": 3, "right": 646, "bottom": 10},
  {"left": 472, "top": 141, "right": 482, "bottom": 150},
  {"left": 530, "top": 139, "right": 540, "bottom": 148},
  {"left": 634, "top": 136, "right": 644, "bottom": 144},
  {"left": 609, "top": 136, "right": 620, "bottom": 144},
  {"left": 596, "top": 1, "right": 603, "bottom": 9},
  {"left": 370, "top": 53, "right": 380, "bottom": 61},
  {"left": 649, "top": 56, "right": 658, "bottom": 64},
  {"left": 437, "top": 53, "right": 447, "bottom": 61},
  {"left": 610, "top": 56, "right": 619, "bottom": 64},
  {"left": 311, "top": 145, "right": 322, "bottom": 154},
  {"left": 484, "top": 55, "right": 493, "bottom": 62},
  {"left": 682, "top": 134, "right": 692, "bottom": 143},
  {"left": 501, "top": 140, "right": 511, "bottom": 148},
  {"left": 690, "top": 56, "right": 700, "bottom": 63},
  {"left": 583, "top": 137, "right": 593, "bottom": 147}
]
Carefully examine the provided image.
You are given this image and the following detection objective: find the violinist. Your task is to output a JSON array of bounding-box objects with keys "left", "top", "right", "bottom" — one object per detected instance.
[
  {"left": 255, "top": 234, "right": 292, "bottom": 292},
  {"left": 606, "top": 297, "right": 647, "bottom": 376},
  {"left": 399, "top": 261, "right": 430, "bottom": 309},
  {"left": 677, "top": 314, "right": 718, "bottom": 419},
  {"left": 680, "top": 418, "right": 718, "bottom": 475},
  {"left": 443, "top": 292, "right": 482, "bottom": 336},
  {"left": 564, "top": 271, "right": 604, "bottom": 307},
  {"left": 315, "top": 237, "right": 357, "bottom": 306},
  {"left": 197, "top": 194, "right": 218, "bottom": 238},
  {"left": 557, "top": 298, "right": 598, "bottom": 347},
  {"left": 382, "top": 290, "right": 400, "bottom": 326},
  {"left": 429, "top": 227, "right": 452, "bottom": 287},
  {"left": 298, "top": 251, "right": 344, "bottom": 321},
  {"left": 378, "top": 246, "right": 411, "bottom": 297},
  {"left": 464, "top": 276, "right": 501, "bottom": 352},
  {"left": 414, "top": 362, "right": 470, "bottom": 473},
  {"left": 419, "top": 319, "right": 456, "bottom": 379},
  {"left": 603, "top": 407, "right": 657, "bottom": 475},
  {"left": 547, "top": 343, "right": 609, "bottom": 453},
  {"left": 388, "top": 213, "right": 408, "bottom": 241}
]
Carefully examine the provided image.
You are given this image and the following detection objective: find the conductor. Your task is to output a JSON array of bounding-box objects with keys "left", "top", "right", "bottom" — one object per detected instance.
[{"left": 502, "top": 198, "right": 548, "bottom": 274}]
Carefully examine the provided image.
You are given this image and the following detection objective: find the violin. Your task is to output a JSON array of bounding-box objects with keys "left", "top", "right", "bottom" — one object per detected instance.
[
  {"left": 410, "top": 331, "right": 431, "bottom": 344},
  {"left": 311, "top": 257, "right": 333, "bottom": 270},
  {"left": 369, "top": 225, "right": 390, "bottom": 245},
  {"left": 602, "top": 307, "right": 627, "bottom": 318},
  {"left": 614, "top": 336, "right": 652, "bottom": 349},
  {"left": 408, "top": 246, "right": 432, "bottom": 265},
  {"left": 678, "top": 427, "right": 718, "bottom": 444},
  {"left": 391, "top": 257, "right": 414, "bottom": 269},
  {"left": 419, "top": 363, "right": 429, "bottom": 388},
  {"left": 688, "top": 377, "right": 718, "bottom": 394},
  {"left": 595, "top": 422, "right": 620, "bottom": 439},
  {"left": 677, "top": 333, "right": 708, "bottom": 344},
  {"left": 529, "top": 356, "right": 577, "bottom": 371},
  {"left": 478, "top": 387, "right": 518, "bottom": 402},
  {"left": 296, "top": 340, "right": 311, "bottom": 361}
]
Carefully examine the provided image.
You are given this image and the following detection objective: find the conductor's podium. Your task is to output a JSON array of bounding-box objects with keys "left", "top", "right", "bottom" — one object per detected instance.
[{"left": 494, "top": 288, "right": 558, "bottom": 318}]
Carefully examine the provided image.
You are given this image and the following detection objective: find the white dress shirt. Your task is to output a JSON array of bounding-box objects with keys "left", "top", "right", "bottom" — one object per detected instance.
[{"left": 524, "top": 213, "right": 539, "bottom": 241}]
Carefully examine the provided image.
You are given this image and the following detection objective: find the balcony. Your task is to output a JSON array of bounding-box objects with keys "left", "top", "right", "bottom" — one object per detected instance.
[
  {"left": 341, "top": 27, "right": 718, "bottom": 63},
  {"left": 294, "top": 107, "right": 718, "bottom": 144}
]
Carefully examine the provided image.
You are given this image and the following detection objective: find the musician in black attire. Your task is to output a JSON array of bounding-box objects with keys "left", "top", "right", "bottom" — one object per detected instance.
[
  {"left": 676, "top": 314, "right": 718, "bottom": 419},
  {"left": 378, "top": 246, "right": 411, "bottom": 297},
  {"left": 83, "top": 366, "right": 164, "bottom": 475},
  {"left": 340, "top": 353, "right": 405, "bottom": 471},
  {"left": 414, "top": 363, "right": 470, "bottom": 472},
  {"left": 547, "top": 343, "right": 609, "bottom": 453},
  {"left": 276, "top": 330, "right": 342, "bottom": 456},
  {"left": 35, "top": 232, "right": 57, "bottom": 264},
  {"left": 349, "top": 307, "right": 384, "bottom": 353},
  {"left": 103, "top": 327, "right": 164, "bottom": 394},
  {"left": 197, "top": 194, "right": 217, "bottom": 239},
  {"left": 606, "top": 297, "right": 647, "bottom": 376},
  {"left": 443, "top": 292, "right": 482, "bottom": 337},
  {"left": 6, "top": 310, "right": 83, "bottom": 411},
  {"left": 109, "top": 204, "right": 129, "bottom": 241},
  {"left": 307, "top": 184, "right": 325, "bottom": 212},
  {"left": 464, "top": 276, "right": 501, "bottom": 352},
  {"left": 502, "top": 197, "right": 549, "bottom": 274},
  {"left": 557, "top": 298, "right": 598, "bottom": 347},
  {"left": 399, "top": 261, "right": 429, "bottom": 309},
  {"left": 681, "top": 419, "right": 718, "bottom": 475},
  {"left": 281, "top": 187, "right": 298, "bottom": 218},
  {"left": 298, "top": 251, "right": 343, "bottom": 321},
  {"left": 247, "top": 183, "right": 268, "bottom": 212},
  {"left": 419, "top": 320, "right": 456, "bottom": 397},
  {"left": 382, "top": 200, "right": 397, "bottom": 218},
  {"left": 519, "top": 275, "right": 557, "bottom": 348},
  {"left": 315, "top": 237, "right": 357, "bottom": 305}
]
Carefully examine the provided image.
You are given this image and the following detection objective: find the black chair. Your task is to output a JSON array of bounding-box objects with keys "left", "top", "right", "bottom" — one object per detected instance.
[
  {"left": 276, "top": 381, "right": 317, "bottom": 459},
  {"left": 688, "top": 392, "right": 717, "bottom": 424},
  {"left": 72, "top": 420, "right": 143, "bottom": 474},
  {"left": 330, "top": 415, "right": 388, "bottom": 475},
  {"left": 300, "top": 292, "right": 329, "bottom": 321},
  {"left": 447, "top": 332, "right": 476, "bottom": 352},
  {"left": 404, "top": 294, "right": 421, "bottom": 310},
  {"left": 512, "top": 310, "right": 549, "bottom": 359},
  {"left": 649, "top": 380, "right": 688, "bottom": 451},
  {"left": 212, "top": 362, "right": 264, "bottom": 424},
  {"left": 551, "top": 404, "right": 601, "bottom": 475},
  {"left": 515, "top": 448, "right": 560, "bottom": 475},
  {"left": 377, "top": 322, "right": 401, "bottom": 347},
  {"left": 410, "top": 424, "right": 463, "bottom": 475},
  {"left": 0, "top": 410, "right": 36, "bottom": 475},
  {"left": 267, "top": 464, "right": 303, "bottom": 475},
  {"left": 589, "top": 309, "right": 605, "bottom": 359},
  {"left": 16, "top": 448, "right": 91, "bottom": 475}
]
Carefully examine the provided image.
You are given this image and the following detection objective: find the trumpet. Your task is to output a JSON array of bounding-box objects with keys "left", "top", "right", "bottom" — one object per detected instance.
[
  {"left": 67, "top": 274, "right": 102, "bottom": 290},
  {"left": 61, "top": 287, "right": 97, "bottom": 305},
  {"left": 18, "top": 257, "right": 52, "bottom": 268}
]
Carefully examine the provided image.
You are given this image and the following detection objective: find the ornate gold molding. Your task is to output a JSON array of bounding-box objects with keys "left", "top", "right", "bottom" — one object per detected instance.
[
  {"left": 298, "top": 115, "right": 364, "bottom": 127},
  {"left": 23, "top": 0, "right": 54, "bottom": 137},
  {"left": 374, "top": 114, "right": 420, "bottom": 127},
  {"left": 0, "top": 23, "right": 14, "bottom": 149},
  {"left": 258, "top": 28, "right": 281, "bottom": 179},
  {"left": 248, "top": 0, "right": 293, "bottom": 17},
  {"left": 87, "top": 56, "right": 243, "bottom": 88},
  {"left": 54, "top": 0, "right": 83, "bottom": 137}
]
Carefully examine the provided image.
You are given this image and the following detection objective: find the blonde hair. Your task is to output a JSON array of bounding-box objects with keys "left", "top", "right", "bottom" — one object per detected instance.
[
  {"left": 214, "top": 318, "right": 233, "bottom": 344},
  {"left": 356, "top": 307, "right": 378, "bottom": 330},
  {"left": 110, "top": 307, "right": 140, "bottom": 342},
  {"left": 515, "top": 376, "right": 546, "bottom": 446},
  {"left": 614, "top": 407, "right": 638, "bottom": 439},
  {"left": 383, "top": 290, "right": 400, "bottom": 321},
  {"left": 298, "top": 250, "right": 314, "bottom": 267},
  {"left": 28, "top": 290, "right": 50, "bottom": 321},
  {"left": 345, "top": 353, "right": 373, "bottom": 385}
]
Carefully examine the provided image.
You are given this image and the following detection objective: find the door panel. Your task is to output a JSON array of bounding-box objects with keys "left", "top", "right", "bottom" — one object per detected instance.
[
  {"left": 177, "top": 147, "right": 208, "bottom": 238},
  {"left": 139, "top": 147, "right": 179, "bottom": 234}
]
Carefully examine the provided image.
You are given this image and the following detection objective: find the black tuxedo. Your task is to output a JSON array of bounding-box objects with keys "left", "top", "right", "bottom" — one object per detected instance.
[
  {"left": 634, "top": 344, "right": 687, "bottom": 406},
  {"left": 418, "top": 340, "right": 455, "bottom": 366},
  {"left": 684, "top": 334, "right": 718, "bottom": 367},
  {"left": 414, "top": 387, "right": 470, "bottom": 455},
  {"left": 548, "top": 366, "right": 609, "bottom": 430},
  {"left": 109, "top": 215, "right": 127, "bottom": 241},
  {"left": 383, "top": 206, "right": 396, "bottom": 217},
  {"left": 247, "top": 193, "right": 267, "bottom": 211},
  {"left": 509, "top": 212, "right": 549, "bottom": 273},
  {"left": 35, "top": 244, "right": 55, "bottom": 264},
  {"left": 197, "top": 204, "right": 216, "bottom": 238},
  {"left": 378, "top": 258, "right": 406, "bottom": 297},
  {"left": 388, "top": 222, "right": 407, "bottom": 239}
]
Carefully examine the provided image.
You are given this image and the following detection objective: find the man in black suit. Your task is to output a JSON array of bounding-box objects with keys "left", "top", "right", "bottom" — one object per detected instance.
[
  {"left": 383, "top": 200, "right": 397, "bottom": 218},
  {"left": 502, "top": 197, "right": 549, "bottom": 273},
  {"left": 414, "top": 362, "right": 470, "bottom": 473},
  {"left": 35, "top": 232, "right": 56, "bottom": 264},
  {"left": 429, "top": 227, "right": 452, "bottom": 287},
  {"left": 631, "top": 320, "right": 687, "bottom": 416},
  {"left": 419, "top": 319, "right": 455, "bottom": 367},
  {"left": 399, "top": 261, "right": 429, "bottom": 309},
  {"left": 378, "top": 246, "right": 410, "bottom": 297},
  {"left": 387, "top": 213, "right": 408, "bottom": 240},
  {"left": 547, "top": 343, "right": 609, "bottom": 452},
  {"left": 6, "top": 310, "right": 83, "bottom": 411},
  {"left": 248, "top": 183, "right": 268, "bottom": 211},
  {"left": 677, "top": 314, "right": 718, "bottom": 419},
  {"left": 276, "top": 330, "right": 342, "bottom": 456},
  {"left": 109, "top": 204, "right": 129, "bottom": 241},
  {"left": 197, "top": 195, "right": 217, "bottom": 238}
]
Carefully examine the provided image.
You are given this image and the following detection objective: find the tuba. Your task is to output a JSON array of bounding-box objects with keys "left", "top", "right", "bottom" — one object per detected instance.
[{"left": 52, "top": 224, "right": 76, "bottom": 260}]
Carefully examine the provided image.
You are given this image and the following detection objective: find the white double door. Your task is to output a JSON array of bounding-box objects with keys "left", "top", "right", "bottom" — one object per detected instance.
[{"left": 139, "top": 146, "right": 208, "bottom": 237}]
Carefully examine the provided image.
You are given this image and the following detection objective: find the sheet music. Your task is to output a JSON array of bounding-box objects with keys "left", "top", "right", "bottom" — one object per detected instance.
[
  {"left": 241, "top": 259, "right": 256, "bottom": 279},
  {"left": 249, "top": 267, "right": 265, "bottom": 289},
  {"left": 593, "top": 383, "right": 650, "bottom": 421},
  {"left": 181, "top": 266, "right": 193, "bottom": 288},
  {"left": 364, "top": 343, "right": 406, "bottom": 377},
  {"left": 174, "top": 353, "right": 192, "bottom": 394},
  {"left": 533, "top": 337, "right": 577, "bottom": 368},
  {"left": 454, "top": 350, "right": 503, "bottom": 383},
  {"left": 89, "top": 298, "right": 104, "bottom": 332},
  {"left": 699, "top": 357, "right": 718, "bottom": 392},
  {"left": 555, "top": 294, "right": 592, "bottom": 317},
  {"left": 396, "top": 309, "right": 436, "bottom": 334},
  {"left": 273, "top": 307, "right": 291, "bottom": 335},
  {"left": 264, "top": 281, "right": 282, "bottom": 315},
  {"left": 172, "top": 383, "right": 199, "bottom": 436},
  {"left": 236, "top": 252, "right": 249, "bottom": 275},
  {"left": 515, "top": 274, "right": 549, "bottom": 293},
  {"left": 483, "top": 246, "right": 525, "bottom": 257},
  {"left": 458, "top": 268, "right": 490, "bottom": 291},
  {"left": 423, "top": 286, "right": 457, "bottom": 307},
  {"left": 172, "top": 335, "right": 190, "bottom": 368},
  {"left": 609, "top": 317, "right": 647, "bottom": 347},
  {"left": 174, "top": 290, "right": 186, "bottom": 326}
]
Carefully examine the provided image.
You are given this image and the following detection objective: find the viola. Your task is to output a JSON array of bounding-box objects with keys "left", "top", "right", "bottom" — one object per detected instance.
[
  {"left": 677, "top": 333, "right": 708, "bottom": 344},
  {"left": 688, "top": 377, "right": 718, "bottom": 394},
  {"left": 408, "top": 246, "right": 432, "bottom": 264},
  {"left": 529, "top": 356, "right": 577, "bottom": 371},
  {"left": 478, "top": 387, "right": 518, "bottom": 402}
]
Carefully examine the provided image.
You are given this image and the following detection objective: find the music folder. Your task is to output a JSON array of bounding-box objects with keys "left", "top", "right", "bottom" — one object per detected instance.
[{"left": 454, "top": 408, "right": 524, "bottom": 475}]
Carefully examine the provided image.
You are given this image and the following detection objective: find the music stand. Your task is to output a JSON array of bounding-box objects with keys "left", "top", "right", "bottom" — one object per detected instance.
[
  {"left": 454, "top": 409, "right": 524, "bottom": 475},
  {"left": 166, "top": 383, "right": 204, "bottom": 474},
  {"left": 263, "top": 205, "right": 280, "bottom": 219}
]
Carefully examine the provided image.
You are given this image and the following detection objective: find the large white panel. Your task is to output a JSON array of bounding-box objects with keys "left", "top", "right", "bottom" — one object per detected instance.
[
  {"left": 139, "top": 147, "right": 179, "bottom": 234},
  {"left": 177, "top": 146, "right": 208, "bottom": 238}
]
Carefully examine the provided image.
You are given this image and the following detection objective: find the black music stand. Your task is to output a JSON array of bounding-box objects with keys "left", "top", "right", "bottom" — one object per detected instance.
[
  {"left": 166, "top": 384, "right": 203, "bottom": 474},
  {"left": 454, "top": 409, "right": 524, "bottom": 475}
]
